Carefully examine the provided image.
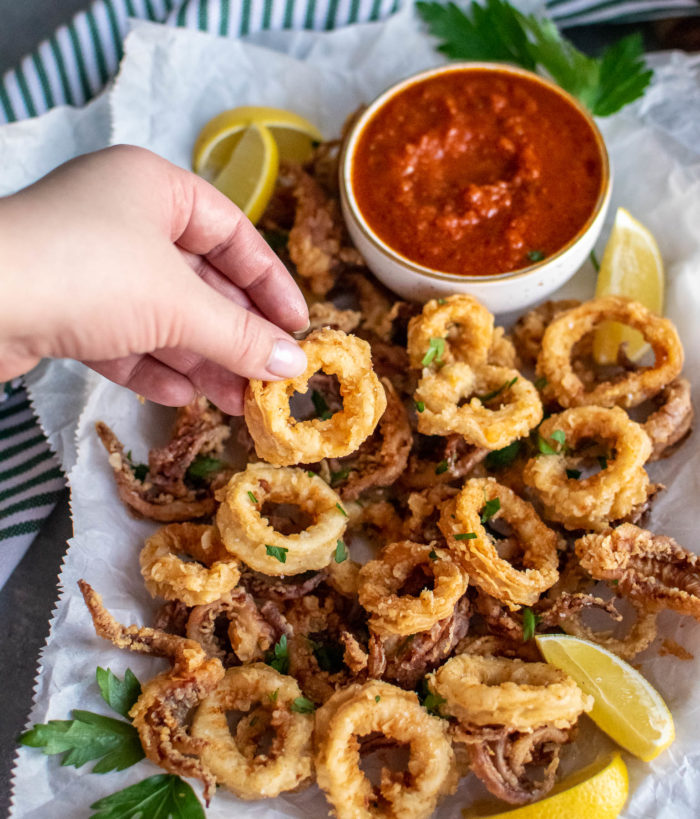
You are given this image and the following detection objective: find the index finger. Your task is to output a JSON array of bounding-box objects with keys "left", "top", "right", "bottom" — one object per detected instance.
[{"left": 167, "top": 160, "right": 309, "bottom": 333}]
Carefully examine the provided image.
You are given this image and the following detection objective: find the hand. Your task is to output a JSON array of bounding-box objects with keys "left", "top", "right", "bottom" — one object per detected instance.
[{"left": 0, "top": 145, "right": 309, "bottom": 414}]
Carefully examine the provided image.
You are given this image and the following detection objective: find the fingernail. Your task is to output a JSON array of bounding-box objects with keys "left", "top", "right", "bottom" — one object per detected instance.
[{"left": 267, "top": 340, "right": 307, "bottom": 378}]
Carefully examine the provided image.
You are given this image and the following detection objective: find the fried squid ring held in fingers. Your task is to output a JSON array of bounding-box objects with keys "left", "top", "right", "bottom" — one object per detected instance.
[
  {"left": 415, "top": 363, "right": 543, "bottom": 450},
  {"left": 429, "top": 654, "right": 592, "bottom": 732},
  {"left": 78, "top": 580, "right": 223, "bottom": 804},
  {"left": 407, "top": 294, "right": 494, "bottom": 369},
  {"left": 576, "top": 523, "right": 700, "bottom": 619},
  {"left": 536, "top": 296, "right": 683, "bottom": 408},
  {"left": 190, "top": 664, "right": 314, "bottom": 799},
  {"left": 358, "top": 541, "right": 468, "bottom": 636},
  {"left": 216, "top": 463, "right": 347, "bottom": 576},
  {"left": 140, "top": 523, "right": 240, "bottom": 606},
  {"left": 439, "top": 478, "right": 560, "bottom": 609},
  {"left": 523, "top": 407, "right": 652, "bottom": 531},
  {"left": 315, "top": 680, "right": 458, "bottom": 819},
  {"left": 244, "top": 328, "right": 386, "bottom": 466}
]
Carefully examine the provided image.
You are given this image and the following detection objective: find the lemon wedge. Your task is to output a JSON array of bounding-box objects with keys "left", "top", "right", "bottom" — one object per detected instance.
[
  {"left": 593, "top": 207, "right": 665, "bottom": 364},
  {"left": 463, "top": 752, "right": 628, "bottom": 819},
  {"left": 536, "top": 634, "right": 675, "bottom": 761},
  {"left": 206, "top": 122, "right": 280, "bottom": 224},
  {"left": 193, "top": 105, "right": 322, "bottom": 179}
]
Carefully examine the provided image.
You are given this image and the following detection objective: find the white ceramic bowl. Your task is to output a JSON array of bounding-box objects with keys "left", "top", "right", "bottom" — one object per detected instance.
[{"left": 340, "top": 63, "right": 611, "bottom": 314}]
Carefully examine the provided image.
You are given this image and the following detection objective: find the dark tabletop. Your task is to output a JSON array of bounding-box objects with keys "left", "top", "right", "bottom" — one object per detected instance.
[{"left": 1, "top": 3, "right": 698, "bottom": 816}]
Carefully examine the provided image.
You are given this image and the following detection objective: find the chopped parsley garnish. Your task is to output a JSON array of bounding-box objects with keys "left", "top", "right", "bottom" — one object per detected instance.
[
  {"left": 522, "top": 607, "right": 541, "bottom": 641},
  {"left": 534, "top": 376, "right": 548, "bottom": 390},
  {"left": 416, "top": 0, "right": 653, "bottom": 116},
  {"left": 291, "top": 696, "right": 316, "bottom": 714},
  {"left": 418, "top": 680, "right": 447, "bottom": 717},
  {"left": 312, "top": 390, "right": 333, "bottom": 420},
  {"left": 454, "top": 532, "right": 477, "bottom": 541},
  {"left": 527, "top": 249, "right": 545, "bottom": 262},
  {"left": 485, "top": 440, "right": 521, "bottom": 469},
  {"left": 269, "top": 688, "right": 279, "bottom": 703},
  {"left": 598, "top": 455, "right": 609, "bottom": 470},
  {"left": 309, "top": 638, "right": 346, "bottom": 673},
  {"left": 437, "top": 298, "right": 447, "bottom": 305},
  {"left": 307, "top": 470, "right": 316, "bottom": 478},
  {"left": 538, "top": 429, "right": 566, "bottom": 455},
  {"left": 125, "top": 451, "right": 148, "bottom": 482},
  {"left": 336, "top": 503, "right": 348, "bottom": 517},
  {"left": 266, "top": 636, "right": 289, "bottom": 675},
  {"left": 476, "top": 376, "right": 517, "bottom": 403},
  {"left": 566, "top": 468, "right": 582, "bottom": 480},
  {"left": 421, "top": 337, "right": 446, "bottom": 367},
  {"left": 331, "top": 469, "right": 350, "bottom": 485},
  {"left": 375, "top": 695, "right": 381, "bottom": 702},
  {"left": 590, "top": 249, "right": 601, "bottom": 271},
  {"left": 265, "top": 545, "right": 288, "bottom": 563},
  {"left": 435, "top": 459, "right": 449, "bottom": 475},
  {"left": 247, "top": 491, "right": 258, "bottom": 504},
  {"left": 480, "top": 497, "right": 501, "bottom": 523},
  {"left": 334, "top": 540, "right": 348, "bottom": 563},
  {"left": 429, "top": 549, "right": 439, "bottom": 560},
  {"left": 415, "top": 400, "right": 425, "bottom": 413},
  {"left": 186, "top": 455, "right": 223, "bottom": 481}
]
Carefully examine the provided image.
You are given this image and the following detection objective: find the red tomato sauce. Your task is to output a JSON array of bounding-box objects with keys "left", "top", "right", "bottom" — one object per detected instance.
[{"left": 351, "top": 68, "right": 604, "bottom": 276}]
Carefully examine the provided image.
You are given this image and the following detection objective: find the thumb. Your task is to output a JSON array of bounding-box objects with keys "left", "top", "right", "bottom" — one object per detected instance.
[{"left": 172, "top": 273, "right": 308, "bottom": 381}]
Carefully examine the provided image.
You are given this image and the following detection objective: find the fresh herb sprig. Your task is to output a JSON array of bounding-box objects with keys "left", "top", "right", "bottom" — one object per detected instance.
[
  {"left": 90, "top": 774, "right": 205, "bottom": 819},
  {"left": 416, "top": 0, "right": 653, "bottom": 116}
]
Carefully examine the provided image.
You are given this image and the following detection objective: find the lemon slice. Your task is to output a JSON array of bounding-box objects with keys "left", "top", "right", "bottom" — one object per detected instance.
[
  {"left": 536, "top": 634, "right": 675, "bottom": 761},
  {"left": 209, "top": 122, "right": 279, "bottom": 224},
  {"left": 193, "top": 105, "right": 323, "bottom": 179},
  {"left": 593, "top": 207, "right": 665, "bottom": 364},
  {"left": 463, "top": 752, "right": 628, "bottom": 819}
]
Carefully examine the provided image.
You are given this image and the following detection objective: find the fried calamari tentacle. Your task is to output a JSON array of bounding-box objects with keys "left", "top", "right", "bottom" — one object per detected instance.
[
  {"left": 576, "top": 523, "right": 700, "bottom": 619},
  {"left": 358, "top": 541, "right": 468, "bottom": 636},
  {"left": 511, "top": 299, "right": 581, "bottom": 367},
  {"left": 523, "top": 406, "right": 652, "bottom": 531},
  {"left": 440, "top": 478, "right": 561, "bottom": 609},
  {"left": 96, "top": 397, "right": 231, "bottom": 522},
  {"left": 78, "top": 580, "right": 223, "bottom": 803},
  {"left": 190, "top": 664, "right": 314, "bottom": 799},
  {"left": 336, "top": 377, "right": 412, "bottom": 502},
  {"left": 245, "top": 329, "right": 387, "bottom": 466},
  {"left": 140, "top": 523, "right": 240, "bottom": 606},
  {"left": 465, "top": 725, "right": 574, "bottom": 805},
  {"left": 536, "top": 296, "right": 684, "bottom": 408},
  {"left": 315, "top": 681, "right": 458, "bottom": 819},
  {"left": 415, "top": 363, "right": 543, "bottom": 450},
  {"left": 407, "top": 294, "right": 494, "bottom": 369},
  {"left": 429, "top": 654, "right": 592, "bottom": 732},
  {"left": 216, "top": 463, "right": 347, "bottom": 576},
  {"left": 644, "top": 377, "right": 694, "bottom": 461},
  {"left": 307, "top": 301, "right": 362, "bottom": 334},
  {"left": 241, "top": 569, "right": 327, "bottom": 602},
  {"left": 488, "top": 327, "right": 521, "bottom": 369},
  {"left": 403, "top": 484, "right": 459, "bottom": 542}
]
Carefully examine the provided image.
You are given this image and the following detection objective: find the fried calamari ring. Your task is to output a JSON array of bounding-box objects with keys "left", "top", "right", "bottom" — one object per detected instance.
[
  {"left": 429, "top": 654, "right": 592, "bottom": 732},
  {"left": 244, "top": 328, "right": 386, "bottom": 466},
  {"left": 78, "top": 580, "right": 223, "bottom": 803},
  {"left": 536, "top": 296, "right": 684, "bottom": 408},
  {"left": 190, "top": 663, "right": 314, "bottom": 799},
  {"left": 216, "top": 463, "right": 347, "bottom": 576},
  {"left": 315, "top": 680, "right": 458, "bottom": 819},
  {"left": 140, "top": 523, "right": 240, "bottom": 606},
  {"left": 358, "top": 541, "right": 468, "bottom": 636},
  {"left": 407, "top": 294, "right": 494, "bottom": 369},
  {"left": 439, "top": 478, "right": 560, "bottom": 609},
  {"left": 523, "top": 407, "right": 652, "bottom": 531},
  {"left": 576, "top": 523, "right": 700, "bottom": 619},
  {"left": 415, "top": 363, "right": 542, "bottom": 449}
]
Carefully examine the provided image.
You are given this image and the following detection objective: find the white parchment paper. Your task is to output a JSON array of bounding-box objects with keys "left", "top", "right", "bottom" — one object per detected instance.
[{"left": 10, "top": 5, "right": 700, "bottom": 817}]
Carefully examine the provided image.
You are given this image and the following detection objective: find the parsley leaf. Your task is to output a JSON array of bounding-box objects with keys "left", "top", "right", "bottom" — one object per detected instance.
[
  {"left": 418, "top": 680, "right": 447, "bottom": 717},
  {"left": 590, "top": 250, "right": 600, "bottom": 272},
  {"left": 125, "top": 451, "right": 148, "bottom": 482},
  {"left": 454, "top": 532, "right": 477, "bottom": 541},
  {"left": 485, "top": 440, "right": 521, "bottom": 469},
  {"left": 309, "top": 638, "right": 346, "bottom": 673},
  {"left": 415, "top": 400, "right": 425, "bottom": 413},
  {"left": 538, "top": 429, "right": 566, "bottom": 455},
  {"left": 312, "top": 390, "right": 333, "bottom": 421},
  {"left": 534, "top": 376, "right": 548, "bottom": 390},
  {"left": 331, "top": 469, "right": 350, "bottom": 485},
  {"left": 527, "top": 249, "right": 545, "bottom": 262},
  {"left": 421, "top": 337, "right": 446, "bottom": 367},
  {"left": 266, "top": 545, "right": 288, "bottom": 563},
  {"left": 186, "top": 455, "right": 223, "bottom": 481},
  {"left": 247, "top": 490, "right": 258, "bottom": 504},
  {"left": 429, "top": 549, "right": 439, "bottom": 560},
  {"left": 522, "top": 607, "right": 541, "bottom": 641},
  {"left": 18, "top": 711, "right": 144, "bottom": 773},
  {"left": 476, "top": 376, "right": 517, "bottom": 403},
  {"left": 416, "top": 0, "right": 652, "bottom": 116},
  {"left": 480, "top": 497, "right": 501, "bottom": 523},
  {"left": 598, "top": 454, "right": 609, "bottom": 470},
  {"left": 336, "top": 503, "right": 348, "bottom": 517},
  {"left": 291, "top": 696, "right": 316, "bottom": 714},
  {"left": 90, "top": 773, "right": 205, "bottom": 819},
  {"left": 435, "top": 459, "right": 449, "bottom": 475},
  {"left": 96, "top": 668, "right": 141, "bottom": 719},
  {"left": 566, "top": 468, "right": 582, "bottom": 480},
  {"left": 375, "top": 695, "right": 381, "bottom": 702},
  {"left": 265, "top": 635, "right": 289, "bottom": 675},
  {"left": 334, "top": 539, "right": 348, "bottom": 563}
]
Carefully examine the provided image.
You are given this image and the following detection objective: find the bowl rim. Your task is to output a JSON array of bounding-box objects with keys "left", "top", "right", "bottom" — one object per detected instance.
[{"left": 340, "top": 61, "right": 612, "bottom": 284}]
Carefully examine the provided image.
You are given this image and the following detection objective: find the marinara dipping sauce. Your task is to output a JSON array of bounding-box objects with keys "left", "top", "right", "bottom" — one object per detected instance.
[{"left": 350, "top": 65, "right": 606, "bottom": 277}]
